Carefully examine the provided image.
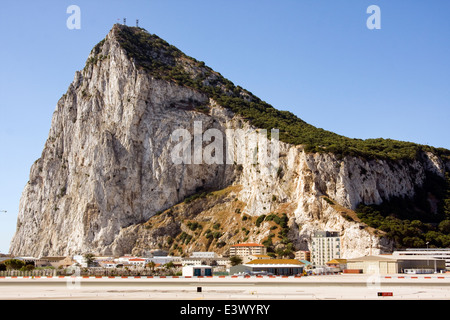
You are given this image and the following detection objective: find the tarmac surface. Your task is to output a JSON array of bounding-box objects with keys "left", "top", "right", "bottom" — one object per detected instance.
[{"left": 0, "top": 274, "right": 449, "bottom": 300}]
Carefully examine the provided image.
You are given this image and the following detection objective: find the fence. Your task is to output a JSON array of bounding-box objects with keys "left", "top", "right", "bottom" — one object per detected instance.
[
  {"left": 0, "top": 269, "right": 57, "bottom": 277},
  {"left": 0, "top": 267, "right": 183, "bottom": 277}
]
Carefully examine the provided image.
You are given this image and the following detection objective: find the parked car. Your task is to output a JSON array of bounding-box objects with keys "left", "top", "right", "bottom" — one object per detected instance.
[{"left": 251, "top": 271, "right": 273, "bottom": 276}]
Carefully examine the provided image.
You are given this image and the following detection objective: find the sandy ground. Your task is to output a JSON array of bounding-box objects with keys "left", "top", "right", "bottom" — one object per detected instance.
[{"left": 0, "top": 274, "right": 449, "bottom": 300}]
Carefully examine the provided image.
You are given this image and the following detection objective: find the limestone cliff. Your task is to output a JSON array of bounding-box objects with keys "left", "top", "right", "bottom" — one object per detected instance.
[{"left": 9, "top": 25, "right": 449, "bottom": 258}]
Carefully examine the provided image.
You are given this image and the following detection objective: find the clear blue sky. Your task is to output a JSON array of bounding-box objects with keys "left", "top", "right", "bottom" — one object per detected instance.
[{"left": 0, "top": 0, "right": 449, "bottom": 254}]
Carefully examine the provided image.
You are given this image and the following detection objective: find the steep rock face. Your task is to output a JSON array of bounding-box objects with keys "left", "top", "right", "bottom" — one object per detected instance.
[
  {"left": 9, "top": 25, "right": 449, "bottom": 258},
  {"left": 106, "top": 141, "right": 445, "bottom": 258},
  {"left": 222, "top": 142, "right": 445, "bottom": 258},
  {"left": 10, "top": 27, "right": 235, "bottom": 256}
]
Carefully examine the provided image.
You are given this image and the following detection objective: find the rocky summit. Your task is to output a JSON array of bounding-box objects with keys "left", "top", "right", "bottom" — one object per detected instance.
[{"left": 9, "top": 24, "right": 450, "bottom": 258}]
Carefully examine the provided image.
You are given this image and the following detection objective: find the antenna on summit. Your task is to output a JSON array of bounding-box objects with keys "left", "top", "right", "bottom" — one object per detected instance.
[
  {"left": 123, "top": 18, "right": 127, "bottom": 25},
  {"left": 136, "top": 19, "right": 139, "bottom": 27}
]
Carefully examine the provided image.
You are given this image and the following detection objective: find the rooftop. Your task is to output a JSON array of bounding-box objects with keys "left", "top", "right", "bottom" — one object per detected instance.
[
  {"left": 251, "top": 254, "right": 271, "bottom": 258},
  {"left": 327, "top": 259, "right": 347, "bottom": 264},
  {"left": 129, "top": 258, "right": 147, "bottom": 261},
  {"left": 39, "top": 256, "right": 68, "bottom": 261},
  {"left": 347, "top": 255, "right": 398, "bottom": 262},
  {"left": 246, "top": 259, "right": 304, "bottom": 265}
]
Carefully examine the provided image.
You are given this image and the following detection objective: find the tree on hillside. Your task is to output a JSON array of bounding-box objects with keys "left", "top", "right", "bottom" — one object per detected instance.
[{"left": 230, "top": 256, "right": 242, "bottom": 266}]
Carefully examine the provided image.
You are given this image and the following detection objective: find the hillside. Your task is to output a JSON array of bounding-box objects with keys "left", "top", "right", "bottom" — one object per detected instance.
[
  {"left": 113, "top": 25, "right": 450, "bottom": 162},
  {"left": 9, "top": 24, "right": 450, "bottom": 257}
]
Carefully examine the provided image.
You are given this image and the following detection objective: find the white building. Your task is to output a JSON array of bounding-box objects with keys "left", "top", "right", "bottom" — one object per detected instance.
[
  {"left": 128, "top": 258, "right": 149, "bottom": 267},
  {"left": 182, "top": 252, "right": 229, "bottom": 268},
  {"left": 147, "top": 255, "right": 182, "bottom": 265},
  {"left": 182, "top": 265, "right": 212, "bottom": 277},
  {"left": 347, "top": 254, "right": 446, "bottom": 274},
  {"left": 393, "top": 248, "right": 450, "bottom": 270},
  {"left": 114, "top": 255, "right": 136, "bottom": 264},
  {"left": 72, "top": 255, "right": 88, "bottom": 268},
  {"left": 98, "top": 261, "right": 118, "bottom": 268},
  {"left": 311, "top": 231, "right": 341, "bottom": 267},
  {"left": 190, "top": 252, "right": 217, "bottom": 259}
]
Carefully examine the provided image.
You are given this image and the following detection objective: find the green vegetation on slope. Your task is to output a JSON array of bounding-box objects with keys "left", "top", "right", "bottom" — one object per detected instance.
[
  {"left": 356, "top": 172, "right": 450, "bottom": 248},
  {"left": 82, "top": 25, "right": 450, "bottom": 249},
  {"left": 107, "top": 25, "right": 450, "bottom": 162}
]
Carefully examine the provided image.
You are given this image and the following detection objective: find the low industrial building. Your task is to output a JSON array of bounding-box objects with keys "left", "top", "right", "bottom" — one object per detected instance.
[
  {"left": 346, "top": 255, "right": 399, "bottom": 274},
  {"left": 35, "top": 256, "right": 75, "bottom": 268},
  {"left": 393, "top": 249, "right": 450, "bottom": 270},
  {"left": 230, "top": 259, "right": 304, "bottom": 276},
  {"left": 182, "top": 265, "right": 212, "bottom": 277},
  {"left": 395, "top": 255, "right": 446, "bottom": 274},
  {"left": 346, "top": 255, "right": 446, "bottom": 274}
]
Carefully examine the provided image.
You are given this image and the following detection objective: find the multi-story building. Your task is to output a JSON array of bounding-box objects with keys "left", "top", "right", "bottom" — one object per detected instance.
[
  {"left": 189, "top": 252, "right": 217, "bottom": 259},
  {"left": 182, "top": 252, "right": 229, "bottom": 269},
  {"left": 311, "top": 231, "right": 341, "bottom": 267},
  {"left": 229, "top": 243, "right": 267, "bottom": 258},
  {"left": 295, "top": 250, "right": 311, "bottom": 262},
  {"left": 128, "top": 258, "right": 149, "bottom": 267}
]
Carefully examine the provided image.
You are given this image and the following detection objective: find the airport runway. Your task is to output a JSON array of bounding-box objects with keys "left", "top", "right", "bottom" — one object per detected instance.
[{"left": 1, "top": 275, "right": 450, "bottom": 300}]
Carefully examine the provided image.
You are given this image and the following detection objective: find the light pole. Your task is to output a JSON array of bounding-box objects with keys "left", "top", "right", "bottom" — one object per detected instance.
[{"left": 426, "top": 242, "right": 430, "bottom": 268}]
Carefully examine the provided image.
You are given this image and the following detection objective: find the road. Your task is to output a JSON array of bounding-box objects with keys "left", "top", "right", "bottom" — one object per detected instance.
[{"left": 0, "top": 274, "right": 449, "bottom": 300}]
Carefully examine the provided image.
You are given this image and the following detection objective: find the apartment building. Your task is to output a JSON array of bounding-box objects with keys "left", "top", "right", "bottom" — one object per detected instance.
[
  {"left": 229, "top": 243, "right": 267, "bottom": 258},
  {"left": 311, "top": 231, "right": 341, "bottom": 267},
  {"left": 182, "top": 252, "right": 230, "bottom": 269},
  {"left": 295, "top": 250, "right": 311, "bottom": 262}
]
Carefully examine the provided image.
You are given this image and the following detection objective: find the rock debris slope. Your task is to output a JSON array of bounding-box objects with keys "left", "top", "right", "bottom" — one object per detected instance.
[{"left": 10, "top": 25, "right": 450, "bottom": 258}]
